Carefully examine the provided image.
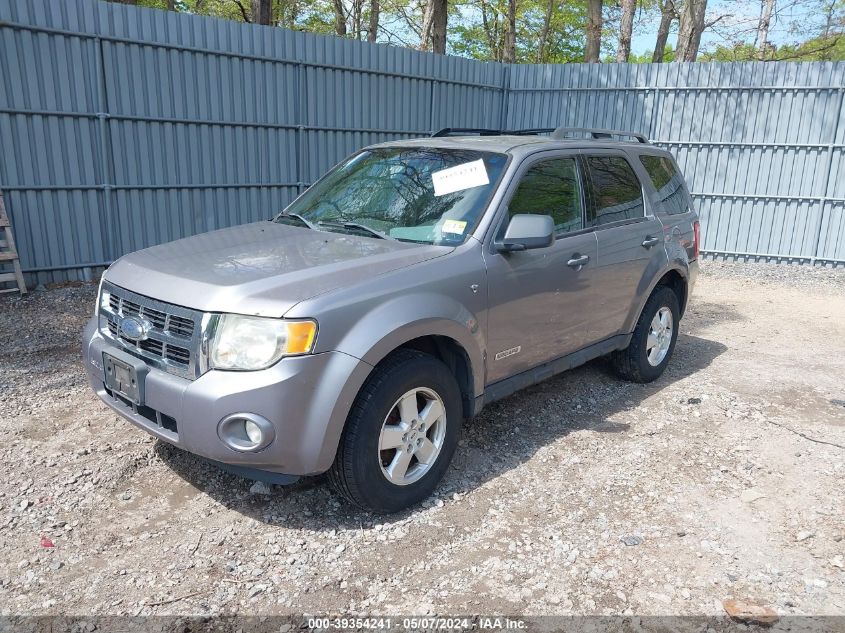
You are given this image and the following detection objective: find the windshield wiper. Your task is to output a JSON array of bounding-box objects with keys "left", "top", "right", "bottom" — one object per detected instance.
[
  {"left": 317, "top": 220, "right": 394, "bottom": 241},
  {"left": 275, "top": 212, "right": 317, "bottom": 230}
]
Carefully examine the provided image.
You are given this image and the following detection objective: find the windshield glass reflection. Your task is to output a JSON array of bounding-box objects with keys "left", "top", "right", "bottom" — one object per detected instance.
[{"left": 275, "top": 147, "right": 508, "bottom": 245}]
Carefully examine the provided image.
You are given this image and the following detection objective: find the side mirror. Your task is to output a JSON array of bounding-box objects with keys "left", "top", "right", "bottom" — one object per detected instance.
[{"left": 495, "top": 214, "right": 555, "bottom": 252}]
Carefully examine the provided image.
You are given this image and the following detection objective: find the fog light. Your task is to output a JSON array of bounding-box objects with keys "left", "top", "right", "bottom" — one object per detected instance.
[
  {"left": 244, "top": 419, "right": 263, "bottom": 444},
  {"left": 217, "top": 413, "right": 275, "bottom": 452}
]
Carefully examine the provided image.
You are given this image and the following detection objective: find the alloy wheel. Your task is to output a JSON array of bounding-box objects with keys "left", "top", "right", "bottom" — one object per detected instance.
[
  {"left": 378, "top": 387, "right": 447, "bottom": 486},
  {"left": 646, "top": 306, "right": 673, "bottom": 367}
]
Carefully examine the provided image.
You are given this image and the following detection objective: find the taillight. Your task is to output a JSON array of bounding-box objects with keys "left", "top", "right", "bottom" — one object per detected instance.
[{"left": 692, "top": 220, "right": 701, "bottom": 259}]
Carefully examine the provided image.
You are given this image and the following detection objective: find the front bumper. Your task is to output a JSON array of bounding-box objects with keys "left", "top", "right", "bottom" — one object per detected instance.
[{"left": 82, "top": 318, "right": 372, "bottom": 477}]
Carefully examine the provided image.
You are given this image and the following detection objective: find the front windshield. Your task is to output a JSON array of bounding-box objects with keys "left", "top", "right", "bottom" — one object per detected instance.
[{"left": 275, "top": 147, "right": 508, "bottom": 245}]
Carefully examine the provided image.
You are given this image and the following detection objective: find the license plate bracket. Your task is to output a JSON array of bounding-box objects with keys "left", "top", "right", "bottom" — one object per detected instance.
[{"left": 104, "top": 352, "right": 143, "bottom": 405}]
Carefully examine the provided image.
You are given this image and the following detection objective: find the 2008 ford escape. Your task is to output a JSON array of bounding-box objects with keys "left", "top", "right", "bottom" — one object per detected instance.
[{"left": 82, "top": 127, "right": 700, "bottom": 513}]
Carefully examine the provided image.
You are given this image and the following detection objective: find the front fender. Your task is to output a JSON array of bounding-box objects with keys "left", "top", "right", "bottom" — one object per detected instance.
[
  {"left": 335, "top": 293, "right": 486, "bottom": 398},
  {"left": 300, "top": 294, "right": 486, "bottom": 470}
]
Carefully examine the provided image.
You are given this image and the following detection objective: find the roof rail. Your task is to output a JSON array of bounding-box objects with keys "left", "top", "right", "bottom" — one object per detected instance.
[
  {"left": 433, "top": 127, "right": 558, "bottom": 137},
  {"left": 506, "top": 128, "right": 556, "bottom": 136},
  {"left": 430, "top": 128, "right": 503, "bottom": 137},
  {"left": 551, "top": 127, "right": 649, "bottom": 143},
  {"left": 430, "top": 126, "right": 650, "bottom": 143}
]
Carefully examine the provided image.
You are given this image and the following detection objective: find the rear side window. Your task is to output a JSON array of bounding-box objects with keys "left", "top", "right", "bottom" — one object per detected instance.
[
  {"left": 640, "top": 154, "right": 689, "bottom": 215},
  {"left": 584, "top": 155, "right": 644, "bottom": 227},
  {"left": 506, "top": 157, "right": 584, "bottom": 235}
]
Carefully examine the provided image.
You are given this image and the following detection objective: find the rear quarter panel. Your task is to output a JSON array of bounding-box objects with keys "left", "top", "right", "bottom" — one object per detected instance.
[
  {"left": 635, "top": 150, "right": 699, "bottom": 264},
  {"left": 619, "top": 148, "right": 698, "bottom": 330},
  {"left": 649, "top": 151, "right": 699, "bottom": 282}
]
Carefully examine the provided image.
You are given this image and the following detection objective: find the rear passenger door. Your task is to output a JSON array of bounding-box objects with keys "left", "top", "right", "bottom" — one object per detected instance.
[{"left": 582, "top": 151, "right": 666, "bottom": 340}]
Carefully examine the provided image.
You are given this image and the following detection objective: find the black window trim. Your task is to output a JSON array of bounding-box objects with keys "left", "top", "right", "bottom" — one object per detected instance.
[
  {"left": 580, "top": 150, "right": 650, "bottom": 233},
  {"left": 487, "top": 149, "right": 591, "bottom": 249}
]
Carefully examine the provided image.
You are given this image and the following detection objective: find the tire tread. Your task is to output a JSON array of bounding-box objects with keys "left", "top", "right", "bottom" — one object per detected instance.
[
  {"left": 327, "top": 349, "right": 436, "bottom": 511},
  {"left": 611, "top": 287, "right": 679, "bottom": 384}
]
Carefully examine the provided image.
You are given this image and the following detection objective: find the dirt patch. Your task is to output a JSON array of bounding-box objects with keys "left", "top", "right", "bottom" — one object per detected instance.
[{"left": 0, "top": 262, "right": 843, "bottom": 617}]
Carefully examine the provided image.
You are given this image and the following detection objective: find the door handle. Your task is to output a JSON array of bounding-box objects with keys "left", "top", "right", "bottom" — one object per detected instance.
[
  {"left": 567, "top": 254, "right": 590, "bottom": 268},
  {"left": 641, "top": 235, "right": 661, "bottom": 248}
]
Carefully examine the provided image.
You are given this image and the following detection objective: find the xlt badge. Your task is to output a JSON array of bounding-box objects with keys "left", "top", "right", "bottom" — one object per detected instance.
[{"left": 495, "top": 346, "right": 521, "bottom": 361}]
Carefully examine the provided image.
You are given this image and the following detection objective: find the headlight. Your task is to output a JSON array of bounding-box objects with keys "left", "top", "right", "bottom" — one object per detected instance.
[
  {"left": 95, "top": 278, "right": 110, "bottom": 316},
  {"left": 209, "top": 314, "right": 317, "bottom": 371}
]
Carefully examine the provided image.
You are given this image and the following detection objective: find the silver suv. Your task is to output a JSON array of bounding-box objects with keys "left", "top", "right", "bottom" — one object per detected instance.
[{"left": 82, "top": 127, "right": 700, "bottom": 513}]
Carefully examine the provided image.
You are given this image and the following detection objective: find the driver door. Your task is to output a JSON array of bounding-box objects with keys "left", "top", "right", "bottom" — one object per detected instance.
[{"left": 483, "top": 152, "right": 598, "bottom": 384}]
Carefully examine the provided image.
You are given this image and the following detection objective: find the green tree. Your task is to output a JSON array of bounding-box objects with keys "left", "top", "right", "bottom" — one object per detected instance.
[
  {"left": 628, "top": 42, "right": 675, "bottom": 62},
  {"left": 700, "top": 36, "right": 844, "bottom": 62},
  {"left": 451, "top": 0, "right": 589, "bottom": 63}
]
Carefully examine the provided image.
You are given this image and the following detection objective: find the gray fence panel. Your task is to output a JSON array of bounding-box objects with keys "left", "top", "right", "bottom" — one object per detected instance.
[
  {"left": 0, "top": 0, "right": 843, "bottom": 286},
  {"left": 505, "top": 61, "right": 845, "bottom": 266},
  {"left": 817, "top": 202, "right": 845, "bottom": 262}
]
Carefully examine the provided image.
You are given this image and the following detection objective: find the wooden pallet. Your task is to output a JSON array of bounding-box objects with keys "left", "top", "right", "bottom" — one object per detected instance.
[{"left": 0, "top": 193, "right": 27, "bottom": 295}]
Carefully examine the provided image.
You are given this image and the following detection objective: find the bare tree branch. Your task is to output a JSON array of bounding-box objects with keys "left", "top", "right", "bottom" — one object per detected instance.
[
  {"left": 231, "top": 0, "right": 251, "bottom": 22},
  {"left": 704, "top": 14, "right": 731, "bottom": 29},
  {"left": 377, "top": 21, "right": 415, "bottom": 46},
  {"left": 768, "top": 35, "right": 842, "bottom": 60},
  {"left": 394, "top": 3, "right": 422, "bottom": 38}
]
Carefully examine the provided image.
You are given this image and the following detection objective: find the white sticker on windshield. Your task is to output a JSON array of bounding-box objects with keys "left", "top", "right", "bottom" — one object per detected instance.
[
  {"left": 442, "top": 219, "right": 468, "bottom": 235},
  {"left": 431, "top": 159, "right": 489, "bottom": 197}
]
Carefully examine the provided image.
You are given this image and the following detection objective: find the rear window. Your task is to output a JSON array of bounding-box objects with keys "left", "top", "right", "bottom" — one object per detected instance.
[
  {"left": 639, "top": 154, "right": 689, "bottom": 215},
  {"left": 584, "top": 155, "right": 645, "bottom": 227}
]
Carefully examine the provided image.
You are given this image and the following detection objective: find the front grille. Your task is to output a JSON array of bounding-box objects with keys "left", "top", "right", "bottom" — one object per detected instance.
[
  {"left": 168, "top": 315, "right": 195, "bottom": 338},
  {"left": 165, "top": 345, "right": 190, "bottom": 365},
  {"left": 99, "top": 282, "right": 204, "bottom": 380},
  {"left": 140, "top": 338, "right": 164, "bottom": 356}
]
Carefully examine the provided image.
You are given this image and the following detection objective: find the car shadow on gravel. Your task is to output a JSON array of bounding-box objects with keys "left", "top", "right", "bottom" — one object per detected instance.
[{"left": 155, "top": 333, "right": 727, "bottom": 530}]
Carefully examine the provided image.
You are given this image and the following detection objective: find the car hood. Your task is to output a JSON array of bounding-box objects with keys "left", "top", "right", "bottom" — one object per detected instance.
[{"left": 105, "top": 222, "right": 450, "bottom": 317}]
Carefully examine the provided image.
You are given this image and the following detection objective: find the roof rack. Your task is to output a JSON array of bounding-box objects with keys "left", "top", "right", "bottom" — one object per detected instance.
[
  {"left": 506, "top": 128, "right": 557, "bottom": 136},
  {"left": 430, "top": 126, "right": 650, "bottom": 144},
  {"left": 432, "top": 127, "right": 557, "bottom": 137},
  {"left": 550, "top": 127, "right": 649, "bottom": 143},
  {"left": 430, "top": 128, "right": 503, "bottom": 137}
]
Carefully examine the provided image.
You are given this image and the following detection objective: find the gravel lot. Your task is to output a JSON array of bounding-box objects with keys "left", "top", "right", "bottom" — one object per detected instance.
[{"left": 0, "top": 261, "right": 843, "bottom": 619}]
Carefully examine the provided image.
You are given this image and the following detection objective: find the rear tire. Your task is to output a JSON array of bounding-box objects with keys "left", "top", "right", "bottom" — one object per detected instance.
[
  {"left": 327, "top": 349, "right": 462, "bottom": 513},
  {"left": 611, "top": 287, "right": 680, "bottom": 383}
]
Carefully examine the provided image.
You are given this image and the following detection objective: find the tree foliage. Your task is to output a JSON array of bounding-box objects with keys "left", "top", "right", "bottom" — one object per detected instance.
[
  {"left": 104, "top": 0, "right": 845, "bottom": 63},
  {"left": 700, "top": 0, "right": 844, "bottom": 61},
  {"left": 700, "top": 34, "right": 844, "bottom": 61},
  {"left": 450, "top": 0, "right": 589, "bottom": 63}
]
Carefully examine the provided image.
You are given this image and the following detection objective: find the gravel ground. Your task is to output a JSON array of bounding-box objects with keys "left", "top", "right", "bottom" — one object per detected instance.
[{"left": 0, "top": 260, "right": 843, "bottom": 620}]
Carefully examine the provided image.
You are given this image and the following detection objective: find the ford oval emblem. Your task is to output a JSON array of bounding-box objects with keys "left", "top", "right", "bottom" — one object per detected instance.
[{"left": 119, "top": 316, "right": 149, "bottom": 341}]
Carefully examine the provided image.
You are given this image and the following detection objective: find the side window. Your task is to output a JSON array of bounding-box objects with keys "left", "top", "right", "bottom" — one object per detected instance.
[
  {"left": 505, "top": 157, "right": 584, "bottom": 235},
  {"left": 584, "top": 155, "right": 645, "bottom": 227},
  {"left": 640, "top": 154, "right": 688, "bottom": 215}
]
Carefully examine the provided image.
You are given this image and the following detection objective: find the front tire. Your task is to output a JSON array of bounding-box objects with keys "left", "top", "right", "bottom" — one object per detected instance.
[
  {"left": 611, "top": 286, "right": 680, "bottom": 383},
  {"left": 328, "top": 350, "right": 462, "bottom": 513}
]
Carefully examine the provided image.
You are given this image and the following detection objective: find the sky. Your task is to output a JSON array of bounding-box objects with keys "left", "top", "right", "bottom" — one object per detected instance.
[{"left": 629, "top": 0, "right": 832, "bottom": 56}]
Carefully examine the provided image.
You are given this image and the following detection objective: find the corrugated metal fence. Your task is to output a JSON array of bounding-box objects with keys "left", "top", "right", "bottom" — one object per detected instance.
[
  {"left": 1, "top": 0, "right": 843, "bottom": 285},
  {"left": 505, "top": 64, "right": 845, "bottom": 267}
]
